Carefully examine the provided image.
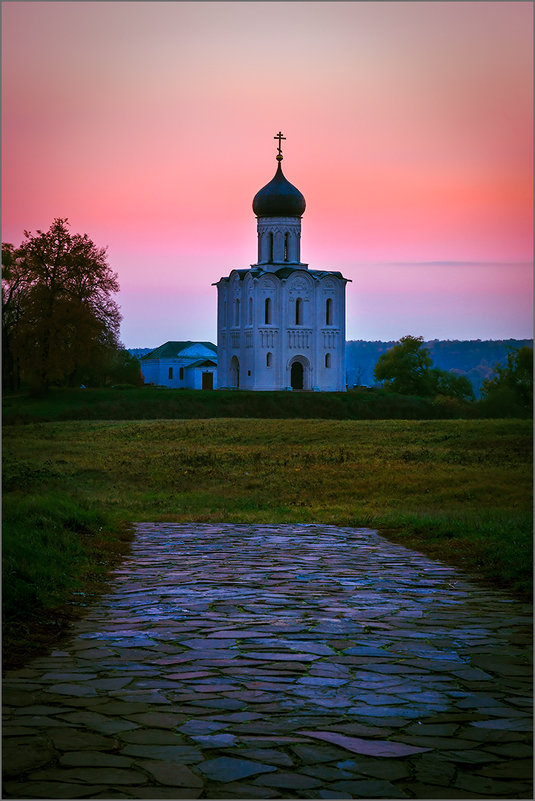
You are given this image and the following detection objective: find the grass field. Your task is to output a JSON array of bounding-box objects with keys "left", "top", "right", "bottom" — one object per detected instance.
[{"left": 3, "top": 415, "right": 532, "bottom": 667}]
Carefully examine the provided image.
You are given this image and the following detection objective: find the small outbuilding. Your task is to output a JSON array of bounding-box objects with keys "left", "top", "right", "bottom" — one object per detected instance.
[{"left": 140, "top": 341, "right": 217, "bottom": 389}]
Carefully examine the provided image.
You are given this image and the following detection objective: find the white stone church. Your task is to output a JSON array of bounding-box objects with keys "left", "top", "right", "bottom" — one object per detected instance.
[{"left": 215, "top": 134, "right": 349, "bottom": 391}]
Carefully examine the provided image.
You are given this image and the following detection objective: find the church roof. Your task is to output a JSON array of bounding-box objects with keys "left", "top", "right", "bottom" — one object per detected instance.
[
  {"left": 217, "top": 266, "right": 349, "bottom": 283},
  {"left": 141, "top": 341, "right": 217, "bottom": 360},
  {"left": 252, "top": 161, "right": 306, "bottom": 218}
]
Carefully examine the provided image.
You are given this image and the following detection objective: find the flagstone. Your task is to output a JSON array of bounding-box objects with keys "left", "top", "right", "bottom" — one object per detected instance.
[
  {"left": 45, "top": 683, "right": 98, "bottom": 697},
  {"left": 237, "top": 749, "right": 294, "bottom": 767},
  {"left": 120, "top": 744, "right": 203, "bottom": 763},
  {"left": 198, "top": 757, "right": 277, "bottom": 782},
  {"left": 28, "top": 767, "right": 147, "bottom": 785},
  {"left": 13, "top": 705, "right": 73, "bottom": 716},
  {"left": 328, "top": 779, "right": 407, "bottom": 797},
  {"left": 49, "top": 728, "right": 118, "bottom": 751},
  {"left": 58, "top": 710, "right": 140, "bottom": 734},
  {"left": 3, "top": 781, "right": 109, "bottom": 798},
  {"left": 90, "top": 701, "right": 156, "bottom": 716},
  {"left": 454, "top": 772, "right": 530, "bottom": 795},
  {"left": 192, "top": 733, "right": 238, "bottom": 747},
  {"left": 179, "top": 719, "right": 229, "bottom": 735},
  {"left": 299, "top": 730, "right": 432, "bottom": 757},
  {"left": 59, "top": 751, "right": 134, "bottom": 767},
  {"left": 119, "top": 727, "right": 188, "bottom": 744},
  {"left": 135, "top": 759, "right": 204, "bottom": 786},
  {"left": 245, "top": 652, "right": 320, "bottom": 661},
  {"left": 2, "top": 737, "right": 58, "bottom": 777},
  {"left": 469, "top": 717, "right": 532, "bottom": 730},
  {"left": 483, "top": 742, "right": 533, "bottom": 758},
  {"left": 253, "top": 771, "right": 323, "bottom": 789}
]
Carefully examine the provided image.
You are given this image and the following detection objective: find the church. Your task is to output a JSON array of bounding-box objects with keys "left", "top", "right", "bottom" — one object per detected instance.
[{"left": 215, "top": 133, "right": 349, "bottom": 391}]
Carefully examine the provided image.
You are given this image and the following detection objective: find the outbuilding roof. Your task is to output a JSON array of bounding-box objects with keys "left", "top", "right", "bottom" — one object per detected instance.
[
  {"left": 186, "top": 359, "right": 217, "bottom": 369},
  {"left": 141, "top": 341, "right": 217, "bottom": 360}
]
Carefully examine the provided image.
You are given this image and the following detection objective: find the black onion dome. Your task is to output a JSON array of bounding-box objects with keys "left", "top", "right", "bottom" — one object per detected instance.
[{"left": 252, "top": 162, "right": 306, "bottom": 217}]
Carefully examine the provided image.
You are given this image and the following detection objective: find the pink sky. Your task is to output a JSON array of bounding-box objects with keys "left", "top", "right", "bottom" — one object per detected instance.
[{"left": 2, "top": 1, "right": 533, "bottom": 346}]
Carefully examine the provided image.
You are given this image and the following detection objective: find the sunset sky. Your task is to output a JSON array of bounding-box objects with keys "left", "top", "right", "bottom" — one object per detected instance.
[{"left": 2, "top": 1, "right": 533, "bottom": 347}]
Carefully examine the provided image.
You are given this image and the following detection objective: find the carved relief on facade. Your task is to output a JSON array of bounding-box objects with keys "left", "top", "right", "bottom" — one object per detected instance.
[
  {"left": 288, "top": 328, "right": 312, "bottom": 349},
  {"left": 245, "top": 331, "right": 253, "bottom": 348},
  {"left": 322, "top": 329, "right": 338, "bottom": 349},
  {"left": 259, "top": 328, "right": 278, "bottom": 348},
  {"left": 231, "top": 332, "right": 240, "bottom": 348}
]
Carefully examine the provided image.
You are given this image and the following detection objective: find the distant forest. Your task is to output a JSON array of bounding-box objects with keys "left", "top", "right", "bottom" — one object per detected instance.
[
  {"left": 129, "top": 339, "right": 533, "bottom": 397},
  {"left": 346, "top": 339, "right": 533, "bottom": 395}
]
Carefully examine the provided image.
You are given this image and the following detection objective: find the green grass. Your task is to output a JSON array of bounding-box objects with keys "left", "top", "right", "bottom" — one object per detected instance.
[
  {"left": 3, "top": 385, "right": 488, "bottom": 424},
  {"left": 2, "top": 491, "right": 131, "bottom": 668}
]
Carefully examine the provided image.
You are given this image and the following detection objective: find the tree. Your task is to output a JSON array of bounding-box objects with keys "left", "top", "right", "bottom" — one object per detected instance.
[
  {"left": 481, "top": 346, "right": 533, "bottom": 412},
  {"left": 430, "top": 368, "right": 475, "bottom": 402},
  {"left": 2, "top": 243, "right": 26, "bottom": 390},
  {"left": 373, "top": 335, "right": 433, "bottom": 395},
  {"left": 2, "top": 218, "right": 121, "bottom": 392}
]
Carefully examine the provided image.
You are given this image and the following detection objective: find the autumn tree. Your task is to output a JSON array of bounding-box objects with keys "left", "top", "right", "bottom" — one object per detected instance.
[
  {"left": 2, "top": 243, "right": 27, "bottom": 390},
  {"left": 2, "top": 218, "right": 121, "bottom": 392}
]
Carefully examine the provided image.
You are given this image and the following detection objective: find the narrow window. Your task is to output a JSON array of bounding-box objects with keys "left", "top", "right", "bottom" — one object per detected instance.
[
  {"left": 235, "top": 298, "right": 240, "bottom": 326},
  {"left": 248, "top": 297, "right": 253, "bottom": 325},
  {"left": 325, "top": 353, "right": 332, "bottom": 368},
  {"left": 269, "top": 232, "right": 274, "bottom": 262},
  {"left": 284, "top": 232, "right": 289, "bottom": 262},
  {"left": 168, "top": 367, "right": 173, "bottom": 379},
  {"left": 179, "top": 367, "right": 184, "bottom": 380},
  {"left": 266, "top": 352, "right": 273, "bottom": 367},
  {"left": 264, "top": 297, "right": 272, "bottom": 325},
  {"left": 326, "top": 297, "right": 333, "bottom": 325},
  {"left": 295, "top": 297, "right": 303, "bottom": 325}
]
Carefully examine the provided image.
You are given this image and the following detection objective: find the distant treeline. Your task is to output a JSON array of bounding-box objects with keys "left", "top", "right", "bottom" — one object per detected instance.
[
  {"left": 129, "top": 340, "right": 533, "bottom": 397},
  {"left": 346, "top": 339, "right": 533, "bottom": 396}
]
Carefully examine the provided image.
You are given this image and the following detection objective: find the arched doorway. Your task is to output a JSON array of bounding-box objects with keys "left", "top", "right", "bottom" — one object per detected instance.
[
  {"left": 290, "top": 361, "right": 304, "bottom": 390},
  {"left": 230, "top": 355, "right": 240, "bottom": 388}
]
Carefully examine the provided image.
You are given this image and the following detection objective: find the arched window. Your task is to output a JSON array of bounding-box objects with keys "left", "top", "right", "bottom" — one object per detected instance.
[
  {"left": 295, "top": 297, "right": 303, "bottom": 325},
  {"left": 266, "top": 352, "right": 273, "bottom": 367},
  {"left": 325, "top": 353, "right": 332, "bottom": 368},
  {"left": 179, "top": 367, "right": 184, "bottom": 380},
  {"left": 326, "top": 297, "right": 333, "bottom": 325},
  {"left": 168, "top": 367, "right": 173, "bottom": 379},
  {"left": 248, "top": 297, "right": 253, "bottom": 325},
  {"left": 284, "top": 232, "right": 289, "bottom": 262},
  {"left": 230, "top": 355, "right": 240, "bottom": 388},
  {"left": 264, "top": 297, "right": 272, "bottom": 325},
  {"left": 234, "top": 298, "right": 240, "bottom": 326},
  {"left": 269, "top": 232, "right": 274, "bottom": 262}
]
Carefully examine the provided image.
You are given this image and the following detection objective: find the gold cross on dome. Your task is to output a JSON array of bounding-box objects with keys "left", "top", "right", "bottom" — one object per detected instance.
[{"left": 274, "top": 131, "right": 286, "bottom": 159}]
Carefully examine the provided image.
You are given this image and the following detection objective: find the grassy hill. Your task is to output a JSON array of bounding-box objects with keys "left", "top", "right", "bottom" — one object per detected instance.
[{"left": 2, "top": 384, "right": 523, "bottom": 426}]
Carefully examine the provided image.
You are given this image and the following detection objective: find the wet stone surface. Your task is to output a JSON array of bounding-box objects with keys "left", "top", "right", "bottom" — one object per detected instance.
[{"left": 3, "top": 523, "right": 532, "bottom": 798}]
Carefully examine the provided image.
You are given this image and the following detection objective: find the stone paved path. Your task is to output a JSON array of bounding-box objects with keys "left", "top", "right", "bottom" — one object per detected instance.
[{"left": 3, "top": 524, "right": 532, "bottom": 799}]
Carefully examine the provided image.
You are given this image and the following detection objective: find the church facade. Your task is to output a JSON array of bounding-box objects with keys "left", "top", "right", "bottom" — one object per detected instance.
[{"left": 215, "top": 134, "right": 349, "bottom": 391}]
